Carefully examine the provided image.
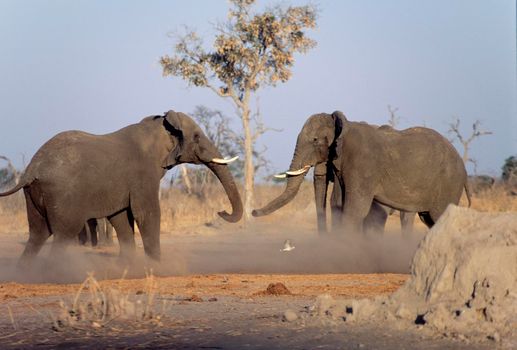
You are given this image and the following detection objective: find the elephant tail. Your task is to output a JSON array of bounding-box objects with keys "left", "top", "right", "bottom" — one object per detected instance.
[
  {"left": 464, "top": 182, "right": 472, "bottom": 208},
  {"left": 0, "top": 182, "right": 26, "bottom": 196},
  {"left": 0, "top": 173, "right": 32, "bottom": 197}
]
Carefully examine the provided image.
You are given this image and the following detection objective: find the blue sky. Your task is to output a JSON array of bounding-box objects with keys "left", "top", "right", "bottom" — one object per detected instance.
[{"left": 0, "top": 0, "right": 515, "bottom": 178}]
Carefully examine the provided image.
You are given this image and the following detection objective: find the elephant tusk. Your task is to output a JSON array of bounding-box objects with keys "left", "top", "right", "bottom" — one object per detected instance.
[
  {"left": 211, "top": 156, "right": 239, "bottom": 164},
  {"left": 285, "top": 165, "right": 311, "bottom": 176},
  {"left": 273, "top": 173, "right": 287, "bottom": 179}
]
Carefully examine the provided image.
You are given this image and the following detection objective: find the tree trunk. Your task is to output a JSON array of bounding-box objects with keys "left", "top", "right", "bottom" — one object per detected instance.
[
  {"left": 462, "top": 143, "right": 469, "bottom": 165},
  {"left": 180, "top": 164, "right": 193, "bottom": 194},
  {"left": 241, "top": 104, "right": 254, "bottom": 223}
]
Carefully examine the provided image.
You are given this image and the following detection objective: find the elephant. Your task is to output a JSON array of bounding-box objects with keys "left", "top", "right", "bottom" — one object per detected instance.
[
  {"left": 0, "top": 110, "right": 243, "bottom": 266},
  {"left": 78, "top": 218, "right": 114, "bottom": 247},
  {"left": 252, "top": 111, "right": 470, "bottom": 234}
]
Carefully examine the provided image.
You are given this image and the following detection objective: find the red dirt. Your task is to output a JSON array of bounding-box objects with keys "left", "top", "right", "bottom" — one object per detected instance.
[{"left": 0, "top": 273, "right": 408, "bottom": 301}]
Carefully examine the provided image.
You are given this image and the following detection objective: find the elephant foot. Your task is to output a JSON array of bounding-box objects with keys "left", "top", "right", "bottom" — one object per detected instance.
[{"left": 16, "top": 256, "right": 34, "bottom": 272}]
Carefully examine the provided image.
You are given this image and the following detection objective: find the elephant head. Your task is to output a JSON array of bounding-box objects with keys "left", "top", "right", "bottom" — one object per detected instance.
[
  {"left": 163, "top": 110, "right": 243, "bottom": 223},
  {"left": 252, "top": 111, "right": 345, "bottom": 228}
]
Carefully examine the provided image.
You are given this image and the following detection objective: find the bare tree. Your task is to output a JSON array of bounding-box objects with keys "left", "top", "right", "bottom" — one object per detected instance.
[
  {"left": 160, "top": 0, "right": 317, "bottom": 221},
  {"left": 448, "top": 118, "right": 493, "bottom": 173},
  {"left": 177, "top": 105, "right": 273, "bottom": 196},
  {"left": 387, "top": 105, "right": 400, "bottom": 128}
]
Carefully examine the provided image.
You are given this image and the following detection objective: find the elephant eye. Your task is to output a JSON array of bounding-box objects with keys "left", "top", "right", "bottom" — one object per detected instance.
[
  {"left": 313, "top": 137, "right": 318, "bottom": 142},
  {"left": 194, "top": 133, "right": 200, "bottom": 142}
]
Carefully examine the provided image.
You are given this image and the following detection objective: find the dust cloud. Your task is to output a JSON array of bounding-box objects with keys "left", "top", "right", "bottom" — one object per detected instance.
[
  {"left": 164, "top": 224, "right": 425, "bottom": 275},
  {"left": 0, "top": 216, "right": 425, "bottom": 284}
]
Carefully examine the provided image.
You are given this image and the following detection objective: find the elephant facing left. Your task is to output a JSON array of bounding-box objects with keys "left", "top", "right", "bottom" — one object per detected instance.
[{"left": 0, "top": 110, "right": 243, "bottom": 266}]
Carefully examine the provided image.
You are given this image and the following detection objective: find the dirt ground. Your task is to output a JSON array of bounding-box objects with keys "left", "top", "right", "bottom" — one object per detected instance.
[{"left": 0, "top": 216, "right": 497, "bottom": 349}]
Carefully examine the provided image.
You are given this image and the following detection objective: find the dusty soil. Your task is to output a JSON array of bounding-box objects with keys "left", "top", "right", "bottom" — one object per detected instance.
[
  {"left": 0, "top": 273, "right": 487, "bottom": 350},
  {"left": 0, "top": 216, "right": 496, "bottom": 349},
  {"left": 0, "top": 273, "right": 407, "bottom": 301}
]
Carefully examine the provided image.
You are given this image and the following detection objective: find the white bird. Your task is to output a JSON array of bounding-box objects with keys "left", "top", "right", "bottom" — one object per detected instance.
[{"left": 281, "top": 239, "right": 295, "bottom": 252}]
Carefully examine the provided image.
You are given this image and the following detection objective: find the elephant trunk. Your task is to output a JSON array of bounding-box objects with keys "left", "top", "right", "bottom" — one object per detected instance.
[
  {"left": 252, "top": 147, "right": 307, "bottom": 217},
  {"left": 206, "top": 162, "right": 243, "bottom": 223}
]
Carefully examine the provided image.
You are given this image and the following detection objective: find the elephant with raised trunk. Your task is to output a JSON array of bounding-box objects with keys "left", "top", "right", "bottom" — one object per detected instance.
[
  {"left": 0, "top": 110, "right": 243, "bottom": 266},
  {"left": 253, "top": 111, "right": 470, "bottom": 233}
]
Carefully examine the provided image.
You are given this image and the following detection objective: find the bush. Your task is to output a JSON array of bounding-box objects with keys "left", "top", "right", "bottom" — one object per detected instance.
[{"left": 502, "top": 155, "right": 517, "bottom": 187}]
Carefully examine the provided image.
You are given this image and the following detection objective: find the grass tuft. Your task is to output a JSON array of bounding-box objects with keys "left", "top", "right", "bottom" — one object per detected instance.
[{"left": 52, "top": 270, "right": 167, "bottom": 331}]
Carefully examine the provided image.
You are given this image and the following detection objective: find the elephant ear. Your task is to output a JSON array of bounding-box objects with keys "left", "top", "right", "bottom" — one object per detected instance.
[
  {"left": 328, "top": 111, "right": 346, "bottom": 162},
  {"left": 164, "top": 110, "right": 183, "bottom": 134},
  {"left": 162, "top": 110, "right": 183, "bottom": 169},
  {"left": 331, "top": 111, "right": 346, "bottom": 141}
]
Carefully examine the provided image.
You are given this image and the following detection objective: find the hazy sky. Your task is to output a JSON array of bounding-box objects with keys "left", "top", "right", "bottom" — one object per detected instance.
[{"left": 0, "top": 0, "right": 515, "bottom": 179}]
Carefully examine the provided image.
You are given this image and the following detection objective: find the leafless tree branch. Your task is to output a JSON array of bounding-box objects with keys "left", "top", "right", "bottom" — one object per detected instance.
[
  {"left": 447, "top": 117, "right": 493, "bottom": 172},
  {"left": 387, "top": 105, "right": 400, "bottom": 128}
]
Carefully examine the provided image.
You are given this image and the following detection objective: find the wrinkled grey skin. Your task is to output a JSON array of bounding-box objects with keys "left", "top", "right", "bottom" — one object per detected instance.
[
  {"left": 253, "top": 112, "right": 470, "bottom": 234},
  {"left": 329, "top": 174, "right": 415, "bottom": 236},
  {"left": 0, "top": 110, "right": 243, "bottom": 266}
]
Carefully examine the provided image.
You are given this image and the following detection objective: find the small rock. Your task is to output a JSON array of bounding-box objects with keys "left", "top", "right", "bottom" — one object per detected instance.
[
  {"left": 283, "top": 309, "right": 298, "bottom": 322},
  {"left": 208, "top": 297, "right": 218, "bottom": 302}
]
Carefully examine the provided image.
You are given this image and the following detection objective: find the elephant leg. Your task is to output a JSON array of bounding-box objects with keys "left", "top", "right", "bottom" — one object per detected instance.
[
  {"left": 87, "top": 219, "right": 98, "bottom": 247},
  {"left": 97, "top": 219, "right": 115, "bottom": 246},
  {"left": 342, "top": 191, "right": 375, "bottom": 234},
  {"left": 363, "top": 202, "right": 388, "bottom": 235},
  {"left": 400, "top": 212, "right": 415, "bottom": 238},
  {"left": 96, "top": 218, "right": 114, "bottom": 246},
  {"left": 96, "top": 219, "right": 106, "bottom": 245},
  {"left": 134, "top": 208, "right": 161, "bottom": 261},
  {"left": 330, "top": 179, "right": 344, "bottom": 232},
  {"left": 314, "top": 172, "right": 329, "bottom": 234},
  {"left": 418, "top": 204, "right": 447, "bottom": 229},
  {"left": 105, "top": 220, "right": 114, "bottom": 245},
  {"left": 78, "top": 224, "right": 88, "bottom": 245},
  {"left": 18, "top": 189, "right": 52, "bottom": 267},
  {"left": 418, "top": 212, "right": 434, "bottom": 228},
  {"left": 108, "top": 209, "right": 136, "bottom": 260},
  {"left": 48, "top": 217, "right": 85, "bottom": 259}
]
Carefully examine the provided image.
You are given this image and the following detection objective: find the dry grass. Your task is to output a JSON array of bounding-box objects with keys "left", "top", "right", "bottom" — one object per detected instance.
[
  {"left": 0, "top": 181, "right": 515, "bottom": 235},
  {"left": 468, "top": 183, "right": 517, "bottom": 212},
  {"left": 52, "top": 271, "right": 167, "bottom": 331},
  {"left": 159, "top": 181, "right": 315, "bottom": 231},
  {"left": 0, "top": 192, "right": 27, "bottom": 233}
]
